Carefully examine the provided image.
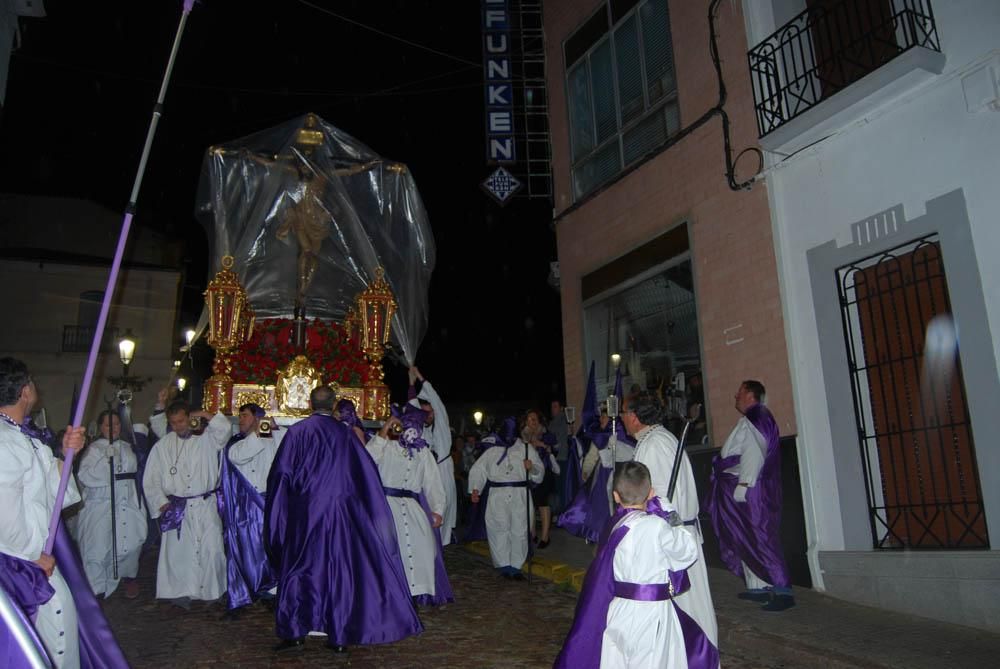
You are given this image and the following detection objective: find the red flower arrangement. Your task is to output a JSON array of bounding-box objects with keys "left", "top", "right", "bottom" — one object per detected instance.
[{"left": 229, "top": 318, "right": 369, "bottom": 387}]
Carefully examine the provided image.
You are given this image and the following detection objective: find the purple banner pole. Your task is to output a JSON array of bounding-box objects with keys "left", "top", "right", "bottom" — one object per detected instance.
[{"left": 43, "top": 0, "right": 197, "bottom": 555}]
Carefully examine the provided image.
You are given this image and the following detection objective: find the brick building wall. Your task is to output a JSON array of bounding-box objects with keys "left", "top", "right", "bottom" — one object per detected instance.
[{"left": 544, "top": 0, "right": 797, "bottom": 442}]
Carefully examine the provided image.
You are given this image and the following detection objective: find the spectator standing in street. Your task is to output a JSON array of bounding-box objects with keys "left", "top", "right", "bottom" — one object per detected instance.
[{"left": 705, "top": 380, "right": 795, "bottom": 611}]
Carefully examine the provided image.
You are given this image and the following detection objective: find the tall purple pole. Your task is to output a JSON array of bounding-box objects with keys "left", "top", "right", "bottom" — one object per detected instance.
[{"left": 43, "top": 0, "right": 197, "bottom": 555}]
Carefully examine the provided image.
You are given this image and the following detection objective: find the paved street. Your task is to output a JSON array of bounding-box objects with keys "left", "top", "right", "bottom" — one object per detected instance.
[{"left": 102, "top": 544, "right": 770, "bottom": 668}]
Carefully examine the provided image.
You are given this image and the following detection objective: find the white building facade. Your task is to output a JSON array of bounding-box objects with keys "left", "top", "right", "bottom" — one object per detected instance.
[{"left": 742, "top": 0, "right": 1000, "bottom": 630}]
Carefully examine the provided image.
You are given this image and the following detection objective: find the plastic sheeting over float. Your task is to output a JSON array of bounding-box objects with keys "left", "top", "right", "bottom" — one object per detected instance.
[{"left": 195, "top": 113, "right": 435, "bottom": 364}]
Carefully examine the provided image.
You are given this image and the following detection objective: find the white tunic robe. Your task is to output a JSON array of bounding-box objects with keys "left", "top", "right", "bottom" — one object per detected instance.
[
  {"left": 633, "top": 424, "right": 719, "bottom": 655},
  {"left": 76, "top": 437, "right": 148, "bottom": 596},
  {"left": 228, "top": 429, "right": 283, "bottom": 494},
  {"left": 144, "top": 413, "right": 230, "bottom": 601},
  {"left": 414, "top": 381, "right": 457, "bottom": 545},
  {"left": 467, "top": 440, "right": 544, "bottom": 569},
  {"left": 366, "top": 435, "right": 446, "bottom": 597},
  {"left": 719, "top": 416, "right": 771, "bottom": 590},
  {"left": 0, "top": 421, "right": 82, "bottom": 668},
  {"left": 602, "top": 510, "right": 699, "bottom": 669}
]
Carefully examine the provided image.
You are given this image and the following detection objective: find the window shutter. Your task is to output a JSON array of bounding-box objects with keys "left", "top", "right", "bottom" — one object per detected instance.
[
  {"left": 589, "top": 39, "right": 618, "bottom": 144},
  {"left": 641, "top": 0, "right": 676, "bottom": 105},
  {"left": 567, "top": 62, "right": 595, "bottom": 161}
]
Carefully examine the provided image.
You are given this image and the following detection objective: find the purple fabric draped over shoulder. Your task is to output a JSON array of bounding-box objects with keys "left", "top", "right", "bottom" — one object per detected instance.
[
  {"left": 220, "top": 437, "right": 277, "bottom": 610},
  {"left": 52, "top": 525, "right": 130, "bottom": 667},
  {"left": 560, "top": 435, "right": 583, "bottom": 508},
  {"left": 414, "top": 491, "right": 455, "bottom": 607},
  {"left": 264, "top": 414, "right": 422, "bottom": 645},
  {"left": 704, "top": 403, "right": 790, "bottom": 588}
]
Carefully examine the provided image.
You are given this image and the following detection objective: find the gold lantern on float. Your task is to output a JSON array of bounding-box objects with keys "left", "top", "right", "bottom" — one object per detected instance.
[
  {"left": 355, "top": 266, "right": 396, "bottom": 420},
  {"left": 203, "top": 255, "right": 254, "bottom": 414}
]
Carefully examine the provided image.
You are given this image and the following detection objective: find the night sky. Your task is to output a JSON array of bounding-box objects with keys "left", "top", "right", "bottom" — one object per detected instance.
[{"left": 0, "top": 0, "right": 564, "bottom": 410}]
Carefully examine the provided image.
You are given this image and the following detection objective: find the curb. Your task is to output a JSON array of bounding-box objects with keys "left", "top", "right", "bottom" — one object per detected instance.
[{"left": 462, "top": 541, "right": 587, "bottom": 590}]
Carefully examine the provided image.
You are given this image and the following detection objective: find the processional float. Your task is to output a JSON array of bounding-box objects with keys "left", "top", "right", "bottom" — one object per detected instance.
[{"left": 195, "top": 113, "right": 435, "bottom": 419}]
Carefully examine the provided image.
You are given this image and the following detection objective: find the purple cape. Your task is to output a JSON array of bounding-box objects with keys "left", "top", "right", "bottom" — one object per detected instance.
[
  {"left": 704, "top": 403, "right": 791, "bottom": 588},
  {"left": 413, "top": 490, "right": 455, "bottom": 607},
  {"left": 220, "top": 437, "right": 277, "bottom": 610},
  {"left": 556, "top": 464, "right": 611, "bottom": 543},
  {"left": 553, "top": 509, "right": 719, "bottom": 669},
  {"left": 264, "top": 414, "right": 422, "bottom": 644},
  {"left": 559, "top": 435, "right": 583, "bottom": 509}
]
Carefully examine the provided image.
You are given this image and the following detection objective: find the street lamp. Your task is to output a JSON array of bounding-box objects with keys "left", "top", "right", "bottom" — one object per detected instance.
[
  {"left": 611, "top": 353, "right": 621, "bottom": 369},
  {"left": 108, "top": 329, "right": 148, "bottom": 404},
  {"left": 176, "top": 377, "right": 187, "bottom": 392},
  {"left": 473, "top": 410, "right": 484, "bottom": 426}
]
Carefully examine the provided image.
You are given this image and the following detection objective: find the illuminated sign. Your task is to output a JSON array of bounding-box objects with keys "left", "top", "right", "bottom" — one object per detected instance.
[{"left": 483, "top": 0, "right": 515, "bottom": 163}]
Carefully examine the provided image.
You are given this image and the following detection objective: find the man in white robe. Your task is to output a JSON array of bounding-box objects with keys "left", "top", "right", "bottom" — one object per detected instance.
[
  {"left": 0, "top": 357, "right": 86, "bottom": 667},
  {"left": 228, "top": 403, "right": 283, "bottom": 494},
  {"left": 144, "top": 396, "right": 230, "bottom": 606},
  {"left": 366, "top": 407, "right": 450, "bottom": 604},
  {"left": 624, "top": 390, "right": 720, "bottom": 663},
  {"left": 76, "top": 410, "right": 148, "bottom": 598},
  {"left": 409, "top": 366, "right": 457, "bottom": 545},
  {"left": 468, "top": 421, "right": 544, "bottom": 579}
]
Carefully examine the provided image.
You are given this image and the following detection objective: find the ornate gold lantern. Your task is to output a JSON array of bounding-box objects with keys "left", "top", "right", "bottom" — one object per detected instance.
[
  {"left": 203, "top": 255, "right": 254, "bottom": 414},
  {"left": 355, "top": 266, "right": 396, "bottom": 419}
]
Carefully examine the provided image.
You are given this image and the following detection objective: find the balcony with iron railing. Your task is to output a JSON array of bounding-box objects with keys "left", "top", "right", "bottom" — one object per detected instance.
[
  {"left": 62, "top": 325, "right": 120, "bottom": 353},
  {"left": 748, "top": 0, "right": 943, "bottom": 152}
]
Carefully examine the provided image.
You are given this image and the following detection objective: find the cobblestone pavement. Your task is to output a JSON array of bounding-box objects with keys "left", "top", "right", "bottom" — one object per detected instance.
[{"left": 102, "top": 545, "right": 771, "bottom": 668}]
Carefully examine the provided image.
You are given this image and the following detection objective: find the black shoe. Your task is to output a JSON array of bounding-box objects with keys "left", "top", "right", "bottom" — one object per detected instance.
[
  {"left": 511, "top": 572, "right": 527, "bottom": 581},
  {"left": 761, "top": 594, "right": 796, "bottom": 612},
  {"left": 500, "top": 572, "right": 513, "bottom": 580},
  {"left": 537, "top": 539, "right": 550, "bottom": 549},
  {"left": 737, "top": 590, "right": 772, "bottom": 603},
  {"left": 273, "top": 638, "right": 305, "bottom": 653},
  {"left": 327, "top": 644, "right": 348, "bottom": 653}
]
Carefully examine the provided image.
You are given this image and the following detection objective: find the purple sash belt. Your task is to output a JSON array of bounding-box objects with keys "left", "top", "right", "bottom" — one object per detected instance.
[
  {"left": 383, "top": 487, "right": 419, "bottom": 500},
  {"left": 159, "top": 488, "right": 219, "bottom": 537},
  {"left": 613, "top": 569, "right": 691, "bottom": 601}
]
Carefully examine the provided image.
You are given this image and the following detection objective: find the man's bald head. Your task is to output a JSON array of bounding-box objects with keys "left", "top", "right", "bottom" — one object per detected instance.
[{"left": 310, "top": 385, "right": 336, "bottom": 411}]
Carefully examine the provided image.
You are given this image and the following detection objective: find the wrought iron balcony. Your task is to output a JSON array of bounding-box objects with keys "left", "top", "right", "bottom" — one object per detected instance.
[
  {"left": 62, "top": 325, "right": 120, "bottom": 353},
  {"left": 748, "top": 0, "right": 941, "bottom": 138}
]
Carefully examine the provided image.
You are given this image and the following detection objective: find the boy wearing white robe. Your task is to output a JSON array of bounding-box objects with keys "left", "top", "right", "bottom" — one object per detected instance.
[
  {"left": 602, "top": 462, "right": 698, "bottom": 668},
  {"left": 144, "top": 397, "right": 230, "bottom": 605},
  {"left": 366, "top": 410, "right": 448, "bottom": 602},
  {"left": 468, "top": 431, "right": 544, "bottom": 578},
  {"left": 0, "top": 360, "right": 86, "bottom": 667},
  {"left": 76, "top": 411, "right": 148, "bottom": 598},
  {"left": 624, "top": 391, "right": 719, "bottom": 663}
]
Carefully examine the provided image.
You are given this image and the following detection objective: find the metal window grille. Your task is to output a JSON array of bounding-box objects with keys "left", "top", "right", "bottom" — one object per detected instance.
[
  {"left": 748, "top": 0, "right": 941, "bottom": 137},
  {"left": 837, "top": 235, "right": 989, "bottom": 549}
]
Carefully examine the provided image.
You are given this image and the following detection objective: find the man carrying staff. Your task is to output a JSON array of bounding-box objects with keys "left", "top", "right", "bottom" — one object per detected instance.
[{"left": 144, "top": 389, "right": 231, "bottom": 608}]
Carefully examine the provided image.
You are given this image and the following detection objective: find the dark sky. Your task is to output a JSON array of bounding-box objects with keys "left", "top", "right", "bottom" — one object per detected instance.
[{"left": 0, "top": 0, "right": 564, "bottom": 408}]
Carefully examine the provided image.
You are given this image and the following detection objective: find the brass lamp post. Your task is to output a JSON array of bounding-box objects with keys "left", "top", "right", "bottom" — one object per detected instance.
[
  {"left": 203, "top": 255, "right": 254, "bottom": 414},
  {"left": 355, "top": 266, "right": 396, "bottom": 420}
]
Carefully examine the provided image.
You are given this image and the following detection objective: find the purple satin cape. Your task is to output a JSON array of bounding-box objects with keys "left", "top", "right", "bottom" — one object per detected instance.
[
  {"left": 413, "top": 491, "right": 455, "bottom": 606},
  {"left": 264, "top": 414, "right": 422, "bottom": 644},
  {"left": 220, "top": 438, "right": 277, "bottom": 610},
  {"left": 704, "top": 403, "right": 791, "bottom": 588},
  {"left": 0, "top": 581, "right": 49, "bottom": 668},
  {"left": 557, "top": 464, "right": 611, "bottom": 543},
  {"left": 553, "top": 511, "right": 719, "bottom": 669},
  {"left": 52, "top": 525, "right": 130, "bottom": 667},
  {"left": 560, "top": 436, "right": 583, "bottom": 509}
]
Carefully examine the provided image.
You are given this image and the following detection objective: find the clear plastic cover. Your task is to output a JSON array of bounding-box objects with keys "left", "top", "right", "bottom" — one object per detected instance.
[{"left": 195, "top": 113, "right": 435, "bottom": 364}]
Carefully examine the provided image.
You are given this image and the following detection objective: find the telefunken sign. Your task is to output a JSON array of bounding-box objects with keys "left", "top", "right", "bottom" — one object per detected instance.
[{"left": 482, "top": 0, "right": 515, "bottom": 164}]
